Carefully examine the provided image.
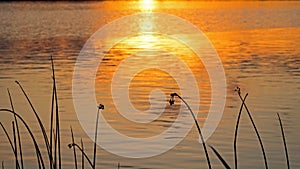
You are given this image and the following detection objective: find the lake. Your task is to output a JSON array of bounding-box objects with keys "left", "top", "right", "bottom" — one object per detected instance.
[{"left": 0, "top": 1, "right": 299, "bottom": 169}]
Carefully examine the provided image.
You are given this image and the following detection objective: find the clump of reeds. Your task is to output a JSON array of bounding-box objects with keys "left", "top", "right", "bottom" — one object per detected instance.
[
  {"left": 0, "top": 56, "right": 59, "bottom": 169},
  {"left": 168, "top": 87, "right": 291, "bottom": 169},
  {"left": 0, "top": 56, "right": 108, "bottom": 169},
  {"left": 67, "top": 104, "right": 104, "bottom": 169},
  {"left": 0, "top": 55, "right": 292, "bottom": 169},
  {"left": 0, "top": 55, "right": 63, "bottom": 169}
]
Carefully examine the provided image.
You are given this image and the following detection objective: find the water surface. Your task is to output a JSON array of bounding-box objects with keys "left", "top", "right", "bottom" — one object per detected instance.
[{"left": 0, "top": 1, "right": 299, "bottom": 169}]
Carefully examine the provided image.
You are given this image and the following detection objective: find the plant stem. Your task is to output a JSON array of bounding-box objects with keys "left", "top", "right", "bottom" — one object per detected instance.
[
  {"left": 81, "top": 139, "right": 84, "bottom": 169},
  {"left": 209, "top": 145, "right": 231, "bottom": 169},
  {"left": 233, "top": 93, "right": 248, "bottom": 169},
  {"left": 0, "top": 109, "right": 45, "bottom": 169},
  {"left": 7, "top": 89, "right": 24, "bottom": 169},
  {"left": 237, "top": 92, "right": 268, "bottom": 169},
  {"left": 15, "top": 81, "right": 52, "bottom": 169},
  {"left": 93, "top": 108, "right": 101, "bottom": 169},
  {"left": 0, "top": 122, "right": 20, "bottom": 169},
  {"left": 70, "top": 127, "right": 78, "bottom": 169},
  {"left": 51, "top": 55, "right": 61, "bottom": 169},
  {"left": 277, "top": 113, "right": 290, "bottom": 169},
  {"left": 171, "top": 93, "right": 211, "bottom": 169},
  {"left": 68, "top": 143, "right": 93, "bottom": 168}
]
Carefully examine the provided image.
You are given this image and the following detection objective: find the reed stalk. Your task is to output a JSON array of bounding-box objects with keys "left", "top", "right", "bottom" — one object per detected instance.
[
  {"left": 51, "top": 55, "right": 62, "bottom": 169},
  {"left": 7, "top": 89, "right": 24, "bottom": 169},
  {"left": 12, "top": 121, "right": 19, "bottom": 169},
  {"left": 68, "top": 143, "right": 93, "bottom": 168},
  {"left": 277, "top": 113, "right": 290, "bottom": 169},
  {"left": 0, "top": 109, "right": 45, "bottom": 169},
  {"left": 15, "top": 81, "right": 52, "bottom": 169},
  {"left": 0, "top": 122, "right": 20, "bottom": 169},
  {"left": 81, "top": 139, "right": 84, "bottom": 169},
  {"left": 70, "top": 127, "right": 78, "bottom": 169},
  {"left": 169, "top": 93, "right": 211, "bottom": 169},
  {"left": 235, "top": 87, "right": 268, "bottom": 169},
  {"left": 93, "top": 104, "right": 104, "bottom": 169},
  {"left": 233, "top": 92, "right": 248, "bottom": 169},
  {"left": 209, "top": 145, "right": 231, "bottom": 169}
]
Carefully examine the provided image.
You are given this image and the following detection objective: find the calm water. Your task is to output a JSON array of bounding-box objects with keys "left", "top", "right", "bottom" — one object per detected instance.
[{"left": 0, "top": 1, "right": 300, "bottom": 169}]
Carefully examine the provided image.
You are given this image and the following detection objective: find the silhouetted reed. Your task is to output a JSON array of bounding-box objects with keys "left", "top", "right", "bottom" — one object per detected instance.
[
  {"left": 81, "top": 138, "right": 84, "bottom": 169},
  {"left": 7, "top": 89, "right": 24, "bottom": 169},
  {"left": 209, "top": 145, "right": 231, "bottom": 169},
  {"left": 15, "top": 80, "right": 52, "bottom": 166},
  {"left": 0, "top": 122, "right": 20, "bottom": 169},
  {"left": 67, "top": 104, "right": 104, "bottom": 169},
  {"left": 0, "top": 56, "right": 61, "bottom": 169},
  {"left": 93, "top": 104, "right": 104, "bottom": 168},
  {"left": 0, "top": 109, "right": 44, "bottom": 169},
  {"left": 277, "top": 113, "right": 290, "bottom": 169},
  {"left": 70, "top": 127, "right": 78, "bottom": 169},
  {"left": 68, "top": 143, "right": 93, "bottom": 168},
  {"left": 0, "top": 56, "right": 292, "bottom": 169},
  {"left": 169, "top": 93, "right": 212, "bottom": 169},
  {"left": 233, "top": 91, "right": 248, "bottom": 169},
  {"left": 234, "top": 87, "right": 268, "bottom": 169}
]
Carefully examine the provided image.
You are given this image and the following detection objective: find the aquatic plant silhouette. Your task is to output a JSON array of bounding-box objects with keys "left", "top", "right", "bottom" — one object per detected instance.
[
  {"left": 277, "top": 113, "right": 290, "bottom": 169},
  {"left": 169, "top": 93, "right": 212, "bottom": 169},
  {"left": 67, "top": 104, "right": 104, "bottom": 169},
  {"left": 0, "top": 56, "right": 292, "bottom": 169},
  {"left": 234, "top": 87, "right": 268, "bottom": 169}
]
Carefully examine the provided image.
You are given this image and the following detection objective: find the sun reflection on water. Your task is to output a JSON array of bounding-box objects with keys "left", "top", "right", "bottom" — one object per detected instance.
[{"left": 140, "top": 0, "right": 155, "bottom": 12}]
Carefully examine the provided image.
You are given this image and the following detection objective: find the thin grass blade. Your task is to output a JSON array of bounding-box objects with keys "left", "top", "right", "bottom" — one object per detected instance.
[
  {"left": 0, "top": 109, "right": 45, "bottom": 169},
  {"left": 237, "top": 91, "right": 268, "bottom": 169},
  {"left": 7, "top": 89, "right": 24, "bottom": 169},
  {"left": 277, "top": 113, "right": 290, "bottom": 169},
  {"left": 233, "top": 93, "right": 248, "bottom": 169},
  {"left": 12, "top": 122, "right": 20, "bottom": 169},
  {"left": 93, "top": 108, "right": 101, "bottom": 169},
  {"left": 209, "top": 145, "right": 231, "bottom": 169},
  {"left": 68, "top": 143, "right": 93, "bottom": 168},
  {"left": 15, "top": 81, "right": 52, "bottom": 168},
  {"left": 80, "top": 139, "right": 84, "bottom": 169},
  {"left": 0, "top": 122, "right": 20, "bottom": 169},
  {"left": 176, "top": 94, "right": 211, "bottom": 169},
  {"left": 70, "top": 127, "right": 78, "bottom": 169}
]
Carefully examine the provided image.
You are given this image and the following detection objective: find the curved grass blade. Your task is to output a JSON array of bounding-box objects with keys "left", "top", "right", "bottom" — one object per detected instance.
[
  {"left": 93, "top": 107, "right": 102, "bottom": 169},
  {"left": 236, "top": 88, "right": 268, "bottom": 169},
  {"left": 49, "top": 73, "right": 55, "bottom": 169},
  {"left": 53, "top": 129, "right": 57, "bottom": 168},
  {"left": 0, "top": 109, "right": 45, "bottom": 169},
  {"left": 7, "top": 89, "right": 24, "bottom": 169},
  {"left": 233, "top": 93, "right": 248, "bottom": 169},
  {"left": 70, "top": 127, "right": 78, "bottom": 169},
  {"left": 51, "top": 55, "right": 61, "bottom": 169},
  {"left": 170, "top": 93, "right": 211, "bottom": 169},
  {"left": 12, "top": 121, "right": 20, "bottom": 169},
  {"left": 15, "top": 81, "right": 52, "bottom": 168},
  {"left": 209, "top": 145, "right": 231, "bottom": 169},
  {"left": 80, "top": 139, "right": 84, "bottom": 169},
  {"left": 68, "top": 143, "right": 93, "bottom": 168},
  {"left": 0, "top": 122, "right": 20, "bottom": 169},
  {"left": 277, "top": 113, "right": 290, "bottom": 169}
]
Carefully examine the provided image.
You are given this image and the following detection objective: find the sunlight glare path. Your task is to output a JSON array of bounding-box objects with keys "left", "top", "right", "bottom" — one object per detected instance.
[{"left": 140, "top": 0, "right": 155, "bottom": 12}]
